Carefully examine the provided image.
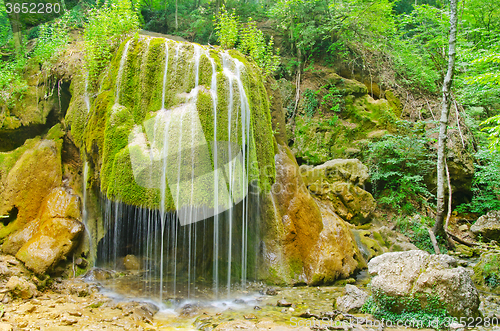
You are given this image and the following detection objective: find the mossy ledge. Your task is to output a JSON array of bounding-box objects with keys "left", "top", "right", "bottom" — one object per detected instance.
[{"left": 66, "top": 36, "right": 276, "bottom": 210}]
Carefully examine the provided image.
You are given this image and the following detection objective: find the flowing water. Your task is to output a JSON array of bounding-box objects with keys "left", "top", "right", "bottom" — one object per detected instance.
[{"left": 95, "top": 38, "right": 259, "bottom": 306}]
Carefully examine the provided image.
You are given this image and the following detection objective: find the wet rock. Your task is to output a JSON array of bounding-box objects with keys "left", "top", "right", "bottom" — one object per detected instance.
[
  {"left": 123, "top": 254, "right": 141, "bottom": 271},
  {"left": 298, "top": 310, "right": 320, "bottom": 319},
  {"left": 179, "top": 303, "right": 200, "bottom": 318},
  {"left": 84, "top": 268, "right": 115, "bottom": 281},
  {"left": 336, "top": 284, "right": 368, "bottom": 313},
  {"left": 265, "top": 287, "right": 278, "bottom": 296},
  {"left": 5, "top": 276, "right": 37, "bottom": 299},
  {"left": 471, "top": 210, "right": 500, "bottom": 241},
  {"left": 16, "top": 217, "right": 84, "bottom": 274},
  {"left": 368, "top": 250, "right": 480, "bottom": 318},
  {"left": 244, "top": 314, "right": 257, "bottom": 320},
  {"left": 254, "top": 306, "right": 261, "bottom": 310},
  {"left": 277, "top": 299, "right": 292, "bottom": 307},
  {"left": 300, "top": 159, "right": 375, "bottom": 225},
  {"left": 234, "top": 298, "right": 245, "bottom": 304}
]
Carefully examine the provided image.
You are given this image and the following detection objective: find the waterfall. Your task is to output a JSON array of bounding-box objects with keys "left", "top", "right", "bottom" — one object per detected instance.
[
  {"left": 82, "top": 161, "right": 92, "bottom": 263},
  {"left": 115, "top": 40, "right": 131, "bottom": 105},
  {"left": 84, "top": 74, "right": 91, "bottom": 113},
  {"left": 94, "top": 38, "right": 265, "bottom": 305}
]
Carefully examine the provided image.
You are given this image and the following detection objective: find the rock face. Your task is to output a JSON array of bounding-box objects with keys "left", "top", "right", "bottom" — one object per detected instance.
[
  {"left": 368, "top": 250, "right": 481, "bottom": 318},
  {"left": 291, "top": 68, "right": 400, "bottom": 164},
  {"left": 0, "top": 137, "right": 63, "bottom": 239},
  {"left": 260, "top": 145, "right": 362, "bottom": 285},
  {"left": 300, "top": 159, "right": 375, "bottom": 224},
  {"left": 2, "top": 187, "right": 83, "bottom": 275},
  {"left": 471, "top": 210, "right": 500, "bottom": 241},
  {"left": 472, "top": 253, "right": 500, "bottom": 294},
  {"left": 336, "top": 284, "right": 368, "bottom": 313}
]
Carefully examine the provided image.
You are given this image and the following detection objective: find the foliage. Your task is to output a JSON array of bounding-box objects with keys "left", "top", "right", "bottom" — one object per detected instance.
[
  {"left": 366, "top": 134, "right": 435, "bottom": 214},
  {"left": 456, "top": 149, "right": 500, "bottom": 215},
  {"left": 238, "top": 18, "right": 280, "bottom": 76},
  {"left": 30, "top": 20, "right": 68, "bottom": 65},
  {"left": 302, "top": 88, "right": 318, "bottom": 117},
  {"left": 395, "top": 215, "right": 447, "bottom": 253},
  {"left": 362, "top": 289, "right": 452, "bottom": 329},
  {"left": 320, "top": 84, "right": 343, "bottom": 112},
  {"left": 84, "top": 0, "right": 140, "bottom": 87},
  {"left": 215, "top": 9, "right": 280, "bottom": 76},
  {"left": 214, "top": 6, "right": 239, "bottom": 49}
]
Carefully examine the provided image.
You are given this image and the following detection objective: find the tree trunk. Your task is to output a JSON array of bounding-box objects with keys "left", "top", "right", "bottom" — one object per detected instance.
[
  {"left": 433, "top": 0, "right": 458, "bottom": 238},
  {"left": 175, "top": 0, "right": 179, "bottom": 30},
  {"left": 10, "top": 12, "right": 22, "bottom": 57}
]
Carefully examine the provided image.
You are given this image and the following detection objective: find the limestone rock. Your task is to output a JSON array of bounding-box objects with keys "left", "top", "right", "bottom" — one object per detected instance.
[
  {"left": 16, "top": 217, "right": 84, "bottom": 274},
  {"left": 368, "top": 250, "right": 481, "bottom": 318},
  {"left": 260, "top": 145, "right": 361, "bottom": 285},
  {"left": 472, "top": 253, "right": 500, "bottom": 294},
  {"left": 300, "top": 159, "right": 375, "bottom": 224},
  {"left": 5, "top": 275, "right": 37, "bottom": 299},
  {"left": 336, "top": 285, "right": 368, "bottom": 313},
  {"left": 123, "top": 254, "right": 141, "bottom": 271},
  {"left": 0, "top": 139, "right": 62, "bottom": 240},
  {"left": 471, "top": 210, "right": 500, "bottom": 241}
]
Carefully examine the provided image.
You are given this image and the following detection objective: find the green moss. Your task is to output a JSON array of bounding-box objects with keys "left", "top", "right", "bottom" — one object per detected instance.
[
  {"left": 77, "top": 37, "right": 275, "bottom": 209},
  {"left": 472, "top": 253, "right": 500, "bottom": 293}
]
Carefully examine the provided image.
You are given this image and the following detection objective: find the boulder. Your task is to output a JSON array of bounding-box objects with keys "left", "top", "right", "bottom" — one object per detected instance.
[
  {"left": 260, "top": 145, "right": 361, "bottom": 285},
  {"left": 2, "top": 187, "right": 81, "bottom": 255},
  {"left": 300, "top": 159, "right": 375, "bottom": 224},
  {"left": 368, "top": 250, "right": 481, "bottom": 318},
  {"left": 336, "top": 284, "right": 368, "bottom": 313},
  {"left": 0, "top": 139, "right": 62, "bottom": 239},
  {"left": 123, "top": 254, "right": 141, "bottom": 271},
  {"left": 471, "top": 210, "right": 500, "bottom": 241},
  {"left": 472, "top": 253, "right": 500, "bottom": 294},
  {"left": 15, "top": 217, "right": 84, "bottom": 274},
  {"left": 5, "top": 275, "right": 37, "bottom": 299}
]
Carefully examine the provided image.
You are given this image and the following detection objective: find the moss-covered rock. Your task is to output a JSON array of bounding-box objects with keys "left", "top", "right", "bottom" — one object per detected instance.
[
  {"left": 290, "top": 68, "right": 400, "bottom": 164},
  {"left": 472, "top": 253, "right": 500, "bottom": 294},
  {"left": 66, "top": 37, "right": 275, "bottom": 210}
]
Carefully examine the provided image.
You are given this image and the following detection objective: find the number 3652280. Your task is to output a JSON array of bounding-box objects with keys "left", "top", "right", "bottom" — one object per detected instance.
[{"left": 5, "top": 2, "right": 61, "bottom": 14}]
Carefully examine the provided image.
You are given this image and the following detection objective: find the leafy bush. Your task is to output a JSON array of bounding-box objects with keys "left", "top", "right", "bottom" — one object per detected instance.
[
  {"left": 362, "top": 289, "right": 452, "bottom": 329},
  {"left": 366, "top": 134, "right": 435, "bottom": 213},
  {"left": 456, "top": 149, "right": 500, "bottom": 215},
  {"left": 214, "top": 6, "right": 239, "bottom": 49},
  {"left": 302, "top": 88, "right": 318, "bottom": 117},
  {"left": 84, "top": 0, "right": 140, "bottom": 87},
  {"left": 238, "top": 19, "right": 280, "bottom": 77}
]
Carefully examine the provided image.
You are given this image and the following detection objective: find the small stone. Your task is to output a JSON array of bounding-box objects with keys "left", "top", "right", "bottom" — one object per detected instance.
[
  {"left": 449, "top": 323, "right": 465, "bottom": 331},
  {"left": 5, "top": 276, "right": 37, "bottom": 299},
  {"left": 265, "top": 288, "right": 278, "bottom": 296},
  {"left": 234, "top": 298, "right": 245, "bottom": 304},
  {"left": 60, "top": 316, "right": 78, "bottom": 325},
  {"left": 244, "top": 314, "right": 257, "bottom": 320},
  {"left": 281, "top": 309, "right": 287, "bottom": 313},
  {"left": 277, "top": 299, "right": 292, "bottom": 307},
  {"left": 123, "top": 255, "right": 141, "bottom": 271},
  {"left": 289, "top": 307, "right": 295, "bottom": 312},
  {"left": 254, "top": 306, "right": 261, "bottom": 310},
  {"left": 459, "top": 224, "right": 469, "bottom": 232}
]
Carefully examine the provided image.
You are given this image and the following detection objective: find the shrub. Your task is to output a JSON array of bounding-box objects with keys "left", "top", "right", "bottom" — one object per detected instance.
[
  {"left": 214, "top": 6, "right": 239, "bottom": 49},
  {"left": 84, "top": 0, "right": 140, "bottom": 87},
  {"left": 366, "top": 134, "right": 435, "bottom": 213}
]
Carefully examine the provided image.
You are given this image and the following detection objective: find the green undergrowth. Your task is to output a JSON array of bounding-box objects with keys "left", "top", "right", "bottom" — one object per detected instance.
[
  {"left": 395, "top": 215, "right": 447, "bottom": 254},
  {"left": 362, "top": 289, "right": 452, "bottom": 329}
]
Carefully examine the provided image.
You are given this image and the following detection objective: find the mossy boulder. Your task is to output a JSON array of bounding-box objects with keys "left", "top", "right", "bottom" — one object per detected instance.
[
  {"left": 290, "top": 67, "right": 400, "bottom": 164},
  {"left": 66, "top": 37, "right": 275, "bottom": 211},
  {"left": 300, "top": 159, "right": 375, "bottom": 224},
  {"left": 472, "top": 253, "right": 500, "bottom": 294},
  {"left": 471, "top": 210, "right": 500, "bottom": 241},
  {"left": 368, "top": 250, "right": 481, "bottom": 318}
]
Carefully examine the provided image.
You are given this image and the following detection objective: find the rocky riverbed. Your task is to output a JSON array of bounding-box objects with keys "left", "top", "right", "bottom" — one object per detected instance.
[{"left": 1, "top": 252, "right": 500, "bottom": 331}]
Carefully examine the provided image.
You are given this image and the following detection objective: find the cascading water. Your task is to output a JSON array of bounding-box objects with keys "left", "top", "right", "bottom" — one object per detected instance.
[{"left": 90, "top": 37, "right": 270, "bottom": 305}]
